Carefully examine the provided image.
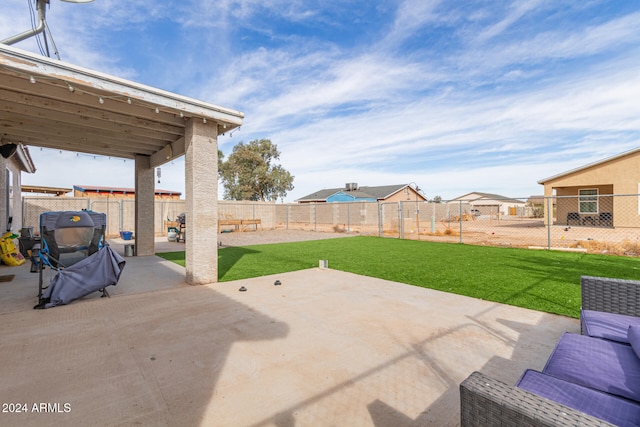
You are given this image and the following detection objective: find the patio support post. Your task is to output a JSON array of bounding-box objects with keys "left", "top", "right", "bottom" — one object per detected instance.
[
  {"left": 184, "top": 118, "right": 218, "bottom": 285},
  {"left": 134, "top": 154, "right": 155, "bottom": 256}
]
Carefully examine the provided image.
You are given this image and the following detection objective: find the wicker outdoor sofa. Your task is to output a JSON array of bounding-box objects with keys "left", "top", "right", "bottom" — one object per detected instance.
[{"left": 460, "top": 276, "right": 640, "bottom": 427}]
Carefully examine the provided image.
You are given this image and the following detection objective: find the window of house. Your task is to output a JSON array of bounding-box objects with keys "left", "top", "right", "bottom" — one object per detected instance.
[{"left": 579, "top": 189, "right": 598, "bottom": 214}]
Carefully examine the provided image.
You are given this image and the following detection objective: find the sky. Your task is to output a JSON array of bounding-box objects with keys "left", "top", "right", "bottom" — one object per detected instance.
[{"left": 2, "top": 0, "right": 640, "bottom": 202}]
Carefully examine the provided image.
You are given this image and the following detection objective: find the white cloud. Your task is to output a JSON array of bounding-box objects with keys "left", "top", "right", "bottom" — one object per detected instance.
[
  {"left": 4, "top": 1, "right": 640, "bottom": 204},
  {"left": 474, "top": 0, "right": 545, "bottom": 43}
]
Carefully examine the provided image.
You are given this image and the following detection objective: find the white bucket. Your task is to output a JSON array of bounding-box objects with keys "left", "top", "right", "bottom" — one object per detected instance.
[{"left": 124, "top": 244, "right": 134, "bottom": 257}]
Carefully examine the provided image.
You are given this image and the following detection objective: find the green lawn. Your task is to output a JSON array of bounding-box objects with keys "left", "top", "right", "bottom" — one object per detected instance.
[{"left": 156, "top": 236, "right": 640, "bottom": 318}]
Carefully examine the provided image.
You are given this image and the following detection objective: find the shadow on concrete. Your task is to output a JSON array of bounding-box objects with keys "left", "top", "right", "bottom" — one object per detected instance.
[
  {"left": 0, "top": 258, "right": 289, "bottom": 427},
  {"left": 238, "top": 281, "right": 577, "bottom": 427},
  {"left": 0, "top": 259, "right": 578, "bottom": 426},
  {"left": 361, "top": 309, "right": 575, "bottom": 426}
]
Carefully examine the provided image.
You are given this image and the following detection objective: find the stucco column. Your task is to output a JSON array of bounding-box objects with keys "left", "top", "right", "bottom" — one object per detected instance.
[
  {"left": 184, "top": 118, "right": 218, "bottom": 285},
  {"left": 11, "top": 168, "right": 22, "bottom": 230},
  {"left": 134, "top": 154, "right": 155, "bottom": 256}
]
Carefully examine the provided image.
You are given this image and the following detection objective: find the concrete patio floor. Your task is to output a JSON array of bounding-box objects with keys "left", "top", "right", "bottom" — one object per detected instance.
[{"left": 0, "top": 240, "right": 579, "bottom": 426}]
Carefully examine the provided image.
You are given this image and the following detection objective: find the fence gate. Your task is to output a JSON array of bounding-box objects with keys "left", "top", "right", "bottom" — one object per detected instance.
[{"left": 379, "top": 202, "right": 401, "bottom": 239}]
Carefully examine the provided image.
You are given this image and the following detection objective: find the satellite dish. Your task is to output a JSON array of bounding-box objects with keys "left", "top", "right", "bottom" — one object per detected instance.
[{"left": 0, "top": 0, "right": 95, "bottom": 54}]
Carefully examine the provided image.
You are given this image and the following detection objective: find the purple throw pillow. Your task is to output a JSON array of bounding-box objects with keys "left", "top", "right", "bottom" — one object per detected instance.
[{"left": 629, "top": 325, "right": 640, "bottom": 359}]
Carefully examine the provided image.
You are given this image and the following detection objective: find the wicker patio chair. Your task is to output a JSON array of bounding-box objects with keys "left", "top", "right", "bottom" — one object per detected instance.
[
  {"left": 581, "top": 276, "right": 640, "bottom": 317},
  {"left": 566, "top": 212, "right": 581, "bottom": 225},
  {"left": 460, "top": 371, "right": 614, "bottom": 426}
]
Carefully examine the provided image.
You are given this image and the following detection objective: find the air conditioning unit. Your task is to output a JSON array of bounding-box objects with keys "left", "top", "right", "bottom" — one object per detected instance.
[{"left": 345, "top": 182, "right": 359, "bottom": 191}]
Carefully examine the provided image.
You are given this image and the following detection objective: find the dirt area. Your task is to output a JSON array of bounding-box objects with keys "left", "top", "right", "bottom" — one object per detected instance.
[
  {"left": 218, "top": 229, "right": 355, "bottom": 247},
  {"left": 398, "top": 217, "right": 640, "bottom": 256},
  {"left": 146, "top": 229, "right": 356, "bottom": 253}
]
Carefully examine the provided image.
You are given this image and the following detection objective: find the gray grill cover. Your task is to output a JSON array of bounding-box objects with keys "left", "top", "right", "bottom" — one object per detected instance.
[{"left": 42, "top": 245, "right": 126, "bottom": 308}]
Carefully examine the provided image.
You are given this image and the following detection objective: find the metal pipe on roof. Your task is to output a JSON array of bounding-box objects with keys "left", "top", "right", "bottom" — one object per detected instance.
[{"left": 1, "top": 0, "right": 47, "bottom": 46}]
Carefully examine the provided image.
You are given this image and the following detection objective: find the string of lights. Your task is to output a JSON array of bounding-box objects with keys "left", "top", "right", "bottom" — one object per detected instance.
[
  {"left": 1, "top": 64, "right": 227, "bottom": 129},
  {"left": 35, "top": 147, "right": 178, "bottom": 165}
]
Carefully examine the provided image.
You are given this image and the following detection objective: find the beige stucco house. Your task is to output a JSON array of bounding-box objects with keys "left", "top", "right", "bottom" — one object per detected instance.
[
  {"left": 538, "top": 147, "right": 640, "bottom": 228},
  {"left": 448, "top": 192, "right": 527, "bottom": 217},
  {"left": 1, "top": 143, "right": 36, "bottom": 233}
]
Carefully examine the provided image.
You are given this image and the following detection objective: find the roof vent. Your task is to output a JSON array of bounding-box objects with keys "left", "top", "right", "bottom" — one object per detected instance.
[{"left": 345, "top": 182, "right": 358, "bottom": 191}]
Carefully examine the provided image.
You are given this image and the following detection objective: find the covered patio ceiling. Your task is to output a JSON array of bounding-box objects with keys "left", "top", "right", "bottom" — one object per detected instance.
[{"left": 0, "top": 43, "right": 244, "bottom": 167}]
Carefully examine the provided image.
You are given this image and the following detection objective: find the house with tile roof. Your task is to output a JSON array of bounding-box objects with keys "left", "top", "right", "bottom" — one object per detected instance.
[{"left": 296, "top": 183, "right": 427, "bottom": 203}]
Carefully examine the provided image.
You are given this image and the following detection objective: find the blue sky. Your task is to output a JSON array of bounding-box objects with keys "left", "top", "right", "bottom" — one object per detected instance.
[{"left": 2, "top": 0, "right": 640, "bottom": 201}]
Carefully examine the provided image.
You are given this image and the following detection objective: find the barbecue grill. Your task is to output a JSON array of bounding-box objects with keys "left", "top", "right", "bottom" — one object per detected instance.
[{"left": 176, "top": 213, "right": 186, "bottom": 242}]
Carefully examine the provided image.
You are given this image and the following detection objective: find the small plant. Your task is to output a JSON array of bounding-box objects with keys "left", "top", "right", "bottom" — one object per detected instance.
[{"left": 443, "top": 227, "right": 455, "bottom": 236}]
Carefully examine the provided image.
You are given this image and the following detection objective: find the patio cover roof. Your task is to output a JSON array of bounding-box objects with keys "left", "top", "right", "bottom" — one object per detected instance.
[{"left": 0, "top": 43, "right": 244, "bottom": 167}]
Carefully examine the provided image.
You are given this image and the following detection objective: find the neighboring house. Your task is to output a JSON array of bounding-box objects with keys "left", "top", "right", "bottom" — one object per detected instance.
[
  {"left": 1, "top": 143, "right": 36, "bottom": 232},
  {"left": 22, "top": 185, "right": 72, "bottom": 197},
  {"left": 449, "top": 192, "right": 527, "bottom": 216},
  {"left": 73, "top": 185, "right": 181, "bottom": 200},
  {"left": 296, "top": 183, "right": 427, "bottom": 203},
  {"left": 538, "top": 147, "right": 640, "bottom": 228}
]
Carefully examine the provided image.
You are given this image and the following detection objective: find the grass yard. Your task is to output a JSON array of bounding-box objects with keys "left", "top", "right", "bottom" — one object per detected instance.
[{"left": 157, "top": 236, "right": 640, "bottom": 318}]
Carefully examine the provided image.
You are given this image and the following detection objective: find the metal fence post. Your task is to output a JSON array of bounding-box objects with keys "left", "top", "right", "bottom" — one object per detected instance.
[
  {"left": 459, "top": 200, "right": 463, "bottom": 244},
  {"left": 431, "top": 202, "right": 436, "bottom": 233},
  {"left": 378, "top": 202, "right": 382, "bottom": 237},
  {"left": 547, "top": 196, "right": 552, "bottom": 250},
  {"left": 398, "top": 201, "right": 403, "bottom": 239},
  {"left": 416, "top": 199, "right": 420, "bottom": 240}
]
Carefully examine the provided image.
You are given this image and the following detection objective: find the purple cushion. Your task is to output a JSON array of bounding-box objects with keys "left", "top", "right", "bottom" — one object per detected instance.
[
  {"left": 630, "top": 325, "right": 640, "bottom": 359},
  {"left": 581, "top": 309, "right": 640, "bottom": 343},
  {"left": 543, "top": 332, "right": 640, "bottom": 402},
  {"left": 517, "top": 369, "right": 640, "bottom": 427}
]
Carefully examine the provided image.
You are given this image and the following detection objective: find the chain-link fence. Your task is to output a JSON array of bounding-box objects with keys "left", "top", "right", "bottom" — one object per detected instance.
[
  {"left": 263, "top": 195, "right": 640, "bottom": 256},
  {"left": 21, "top": 194, "right": 640, "bottom": 256}
]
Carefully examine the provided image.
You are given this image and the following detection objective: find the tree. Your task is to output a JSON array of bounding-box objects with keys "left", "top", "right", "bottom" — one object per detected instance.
[{"left": 219, "top": 139, "right": 294, "bottom": 201}]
